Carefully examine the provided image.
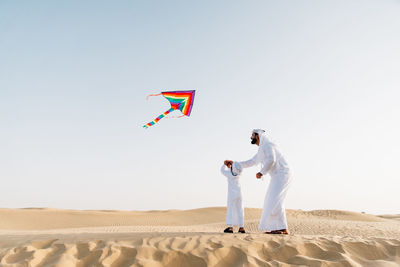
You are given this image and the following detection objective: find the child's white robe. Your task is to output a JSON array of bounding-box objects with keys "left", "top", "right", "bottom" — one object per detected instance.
[
  {"left": 220, "top": 164, "right": 244, "bottom": 227},
  {"left": 239, "top": 132, "right": 292, "bottom": 231}
]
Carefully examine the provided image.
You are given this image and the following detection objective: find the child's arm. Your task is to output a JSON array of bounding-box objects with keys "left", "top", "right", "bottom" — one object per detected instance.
[{"left": 220, "top": 164, "right": 230, "bottom": 177}]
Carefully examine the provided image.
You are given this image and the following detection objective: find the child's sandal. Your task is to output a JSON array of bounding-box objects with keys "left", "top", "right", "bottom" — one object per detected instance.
[{"left": 223, "top": 227, "right": 233, "bottom": 233}]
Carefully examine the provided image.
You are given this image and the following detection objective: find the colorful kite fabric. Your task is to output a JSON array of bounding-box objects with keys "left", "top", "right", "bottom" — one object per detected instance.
[{"left": 143, "top": 90, "right": 196, "bottom": 128}]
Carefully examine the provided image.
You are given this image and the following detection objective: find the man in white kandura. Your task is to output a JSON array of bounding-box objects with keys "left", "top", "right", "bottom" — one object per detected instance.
[
  {"left": 220, "top": 161, "right": 246, "bottom": 234},
  {"left": 226, "top": 129, "right": 292, "bottom": 234}
]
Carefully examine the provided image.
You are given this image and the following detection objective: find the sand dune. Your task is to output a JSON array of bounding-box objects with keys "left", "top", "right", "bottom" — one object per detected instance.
[{"left": 0, "top": 207, "right": 399, "bottom": 266}]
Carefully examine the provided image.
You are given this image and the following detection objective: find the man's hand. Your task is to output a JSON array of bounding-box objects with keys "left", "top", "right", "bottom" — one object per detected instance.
[
  {"left": 256, "top": 172, "right": 263, "bottom": 179},
  {"left": 224, "top": 160, "right": 233, "bottom": 167}
]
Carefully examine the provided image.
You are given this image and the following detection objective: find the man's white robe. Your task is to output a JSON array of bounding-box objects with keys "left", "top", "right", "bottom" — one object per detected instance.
[
  {"left": 220, "top": 164, "right": 244, "bottom": 227},
  {"left": 239, "top": 132, "right": 292, "bottom": 231}
]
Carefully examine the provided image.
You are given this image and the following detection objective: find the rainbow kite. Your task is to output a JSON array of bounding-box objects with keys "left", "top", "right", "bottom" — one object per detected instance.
[{"left": 143, "top": 90, "right": 196, "bottom": 128}]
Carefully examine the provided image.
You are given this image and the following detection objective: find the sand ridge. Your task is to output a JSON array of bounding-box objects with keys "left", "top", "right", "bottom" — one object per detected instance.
[{"left": 0, "top": 207, "right": 399, "bottom": 266}]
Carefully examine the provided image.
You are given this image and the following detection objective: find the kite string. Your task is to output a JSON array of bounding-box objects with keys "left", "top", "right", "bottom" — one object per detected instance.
[{"left": 146, "top": 93, "right": 162, "bottom": 100}]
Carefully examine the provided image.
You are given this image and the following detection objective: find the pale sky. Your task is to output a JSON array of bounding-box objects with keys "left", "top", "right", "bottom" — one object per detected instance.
[{"left": 1, "top": 0, "right": 399, "bottom": 214}]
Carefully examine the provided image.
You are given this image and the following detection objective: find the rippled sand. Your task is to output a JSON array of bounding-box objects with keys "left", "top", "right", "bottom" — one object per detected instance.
[{"left": 0, "top": 207, "right": 399, "bottom": 266}]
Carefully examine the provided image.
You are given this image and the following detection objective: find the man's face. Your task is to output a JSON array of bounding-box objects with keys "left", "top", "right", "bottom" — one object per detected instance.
[{"left": 251, "top": 133, "right": 258, "bottom": 144}]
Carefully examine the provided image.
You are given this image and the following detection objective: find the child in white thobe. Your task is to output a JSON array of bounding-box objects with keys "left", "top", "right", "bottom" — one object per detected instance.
[{"left": 220, "top": 161, "right": 245, "bottom": 233}]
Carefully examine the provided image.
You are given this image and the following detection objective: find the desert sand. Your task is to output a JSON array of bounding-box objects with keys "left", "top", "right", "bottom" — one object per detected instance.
[{"left": 0, "top": 207, "right": 399, "bottom": 267}]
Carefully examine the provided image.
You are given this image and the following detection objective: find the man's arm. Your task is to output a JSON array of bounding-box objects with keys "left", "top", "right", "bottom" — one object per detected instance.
[
  {"left": 259, "top": 145, "right": 276, "bottom": 175},
  {"left": 239, "top": 154, "right": 258, "bottom": 168}
]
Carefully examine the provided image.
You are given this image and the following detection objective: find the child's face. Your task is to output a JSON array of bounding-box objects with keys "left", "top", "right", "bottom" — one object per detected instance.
[{"left": 227, "top": 162, "right": 232, "bottom": 168}]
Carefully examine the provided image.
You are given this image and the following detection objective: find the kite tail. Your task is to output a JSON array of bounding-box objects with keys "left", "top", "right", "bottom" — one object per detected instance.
[
  {"left": 146, "top": 93, "right": 162, "bottom": 100},
  {"left": 143, "top": 107, "right": 176, "bottom": 128}
]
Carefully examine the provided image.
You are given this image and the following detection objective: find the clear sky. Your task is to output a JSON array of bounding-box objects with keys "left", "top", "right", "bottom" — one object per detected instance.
[{"left": 1, "top": 0, "right": 399, "bottom": 214}]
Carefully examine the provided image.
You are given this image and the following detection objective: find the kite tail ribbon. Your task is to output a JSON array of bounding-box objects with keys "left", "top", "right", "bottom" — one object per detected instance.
[
  {"left": 143, "top": 107, "right": 176, "bottom": 128},
  {"left": 164, "top": 114, "right": 185, "bottom": 119},
  {"left": 146, "top": 93, "right": 162, "bottom": 100}
]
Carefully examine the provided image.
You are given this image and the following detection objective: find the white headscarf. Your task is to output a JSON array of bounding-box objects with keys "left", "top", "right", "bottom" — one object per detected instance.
[
  {"left": 252, "top": 129, "right": 265, "bottom": 136},
  {"left": 252, "top": 128, "right": 277, "bottom": 150},
  {"left": 252, "top": 129, "right": 267, "bottom": 144}
]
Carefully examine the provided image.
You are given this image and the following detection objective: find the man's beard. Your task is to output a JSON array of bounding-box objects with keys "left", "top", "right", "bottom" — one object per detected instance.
[{"left": 251, "top": 138, "right": 257, "bottom": 144}]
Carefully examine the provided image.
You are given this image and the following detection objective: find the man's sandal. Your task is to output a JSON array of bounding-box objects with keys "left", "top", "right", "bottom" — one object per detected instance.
[
  {"left": 238, "top": 228, "right": 246, "bottom": 233},
  {"left": 265, "top": 229, "right": 289, "bottom": 235}
]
